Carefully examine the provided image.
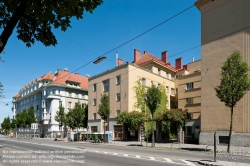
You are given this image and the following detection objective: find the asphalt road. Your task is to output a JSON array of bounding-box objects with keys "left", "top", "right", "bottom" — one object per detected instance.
[
  {"left": 0, "top": 138, "right": 203, "bottom": 166},
  {"left": 0, "top": 138, "right": 248, "bottom": 166}
]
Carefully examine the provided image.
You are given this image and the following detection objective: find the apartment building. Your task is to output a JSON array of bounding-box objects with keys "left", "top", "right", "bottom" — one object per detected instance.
[
  {"left": 88, "top": 49, "right": 201, "bottom": 140},
  {"left": 12, "top": 68, "right": 88, "bottom": 137},
  {"left": 196, "top": 0, "right": 250, "bottom": 146},
  {"left": 177, "top": 60, "right": 201, "bottom": 142}
]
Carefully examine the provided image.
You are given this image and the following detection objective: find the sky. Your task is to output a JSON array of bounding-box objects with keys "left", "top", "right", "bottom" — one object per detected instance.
[{"left": 0, "top": 0, "right": 201, "bottom": 123}]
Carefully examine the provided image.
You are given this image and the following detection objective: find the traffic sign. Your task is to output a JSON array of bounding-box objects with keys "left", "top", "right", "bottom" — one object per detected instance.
[{"left": 31, "top": 123, "right": 38, "bottom": 130}]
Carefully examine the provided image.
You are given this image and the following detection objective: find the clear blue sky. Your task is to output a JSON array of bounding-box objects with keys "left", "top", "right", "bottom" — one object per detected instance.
[{"left": 0, "top": 0, "right": 200, "bottom": 123}]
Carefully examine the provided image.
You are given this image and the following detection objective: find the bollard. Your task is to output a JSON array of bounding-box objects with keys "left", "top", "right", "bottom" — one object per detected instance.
[{"left": 214, "top": 132, "right": 216, "bottom": 162}]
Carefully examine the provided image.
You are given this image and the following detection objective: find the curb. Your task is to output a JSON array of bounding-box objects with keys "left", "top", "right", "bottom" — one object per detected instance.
[{"left": 198, "top": 160, "right": 223, "bottom": 166}]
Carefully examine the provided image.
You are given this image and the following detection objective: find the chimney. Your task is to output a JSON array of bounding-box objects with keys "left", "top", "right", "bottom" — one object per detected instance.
[
  {"left": 117, "top": 58, "right": 124, "bottom": 66},
  {"left": 144, "top": 51, "right": 149, "bottom": 55},
  {"left": 175, "top": 58, "right": 182, "bottom": 70},
  {"left": 134, "top": 49, "right": 141, "bottom": 62},
  {"left": 161, "top": 51, "right": 168, "bottom": 63},
  {"left": 183, "top": 65, "right": 187, "bottom": 70},
  {"left": 57, "top": 68, "right": 62, "bottom": 74}
]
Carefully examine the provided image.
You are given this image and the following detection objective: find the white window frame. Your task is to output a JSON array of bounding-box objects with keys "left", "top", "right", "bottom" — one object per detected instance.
[
  {"left": 171, "top": 88, "right": 175, "bottom": 95},
  {"left": 116, "top": 93, "right": 121, "bottom": 102},
  {"left": 103, "top": 80, "right": 109, "bottom": 92},
  {"left": 166, "top": 86, "right": 169, "bottom": 93},
  {"left": 142, "top": 78, "right": 146, "bottom": 86},
  {"left": 186, "top": 98, "right": 193, "bottom": 104},
  {"left": 186, "top": 82, "right": 194, "bottom": 90},
  {"left": 93, "top": 99, "right": 96, "bottom": 106},
  {"left": 93, "top": 84, "right": 96, "bottom": 92},
  {"left": 116, "top": 76, "right": 121, "bottom": 85}
]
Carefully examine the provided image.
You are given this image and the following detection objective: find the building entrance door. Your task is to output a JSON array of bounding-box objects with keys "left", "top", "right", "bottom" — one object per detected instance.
[{"left": 114, "top": 125, "right": 123, "bottom": 140}]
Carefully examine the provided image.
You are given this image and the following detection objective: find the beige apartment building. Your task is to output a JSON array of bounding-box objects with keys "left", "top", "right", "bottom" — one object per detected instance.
[
  {"left": 88, "top": 49, "right": 201, "bottom": 141},
  {"left": 196, "top": 0, "right": 250, "bottom": 146}
]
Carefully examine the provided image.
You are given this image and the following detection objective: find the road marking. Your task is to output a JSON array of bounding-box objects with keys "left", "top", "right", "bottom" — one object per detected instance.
[
  {"left": 149, "top": 157, "right": 155, "bottom": 160},
  {"left": 113, "top": 153, "right": 117, "bottom": 155},
  {"left": 95, "top": 151, "right": 99, "bottom": 153},
  {"left": 180, "top": 159, "right": 196, "bottom": 166},
  {"left": 104, "top": 152, "right": 107, "bottom": 154},
  {"left": 135, "top": 155, "right": 141, "bottom": 158},
  {"left": 164, "top": 158, "right": 175, "bottom": 163},
  {"left": 124, "top": 154, "right": 128, "bottom": 157}
]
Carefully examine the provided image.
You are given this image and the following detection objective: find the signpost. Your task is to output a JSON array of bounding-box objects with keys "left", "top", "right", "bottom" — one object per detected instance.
[{"left": 31, "top": 123, "right": 38, "bottom": 138}]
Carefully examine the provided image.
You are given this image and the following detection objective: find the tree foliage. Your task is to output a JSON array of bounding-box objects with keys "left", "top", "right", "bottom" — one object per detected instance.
[
  {"left": 1, "top": 116, "right": 11, "bottom": 134},
  {"left": 133, "top": 77, "right": 147, "bottom": 112},
  {"left": 26, "top": 106, "right": 37, "bottom": 127},
  {"left": 215, "top": 51, "right": 250, "bottom": 152},
  {"left": 116, "top": 111, "right": 145, "bottom": 131},
  {"left": 0, "top": 0, "right": 103, "bottom": 53},
  {"left": 98, "top": 94, "right": 110, "bottom": 121},
  {"left": 65, "top": 102, "right": 85, "bottom": 131},
  {"left": 145, "top": 85, "right": 162, "bottom": 118},
  {"left": 82, "top": 103, "right": 88, "bottom": 128},
  {"left": 55, "top": 104, "right": 66, "bottom": 130}
]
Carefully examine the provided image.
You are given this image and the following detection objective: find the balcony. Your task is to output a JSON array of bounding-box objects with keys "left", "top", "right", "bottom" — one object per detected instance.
[{"left": 46, "top": 93, "right": 61, "bottom": 99}]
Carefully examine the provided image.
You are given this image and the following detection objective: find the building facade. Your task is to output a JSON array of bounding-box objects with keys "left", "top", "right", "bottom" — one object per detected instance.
[
  {"left": 196, "top": 0, "right": 250, "bottom": 146},
  {"left": 88, "top": 49, "right": 201, "bottom": 141},
  {"left": 12, "top": 68, "right": 88, "bottom": 137}
]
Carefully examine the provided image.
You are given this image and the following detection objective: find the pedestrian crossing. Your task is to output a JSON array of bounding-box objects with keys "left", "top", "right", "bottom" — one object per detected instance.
[{"left": 92, "top": 150, "right": 196, "bottom": 165}]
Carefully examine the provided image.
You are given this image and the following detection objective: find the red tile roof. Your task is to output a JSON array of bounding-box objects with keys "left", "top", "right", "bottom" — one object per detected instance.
[
  {"left": 13, "top": 94, "right": 20, "bottom": 98},
  {"left": 134, "top": 52, "right": 177, "bottom": 72},
  {"left": 40, "top": 72, "right": 55, "bottom": 81},
  {"left": 51, "top": 71, "right": 88, "bottom": 89},
  {"left": 15, "top": 70, "right": 88, "bottom": 97}
]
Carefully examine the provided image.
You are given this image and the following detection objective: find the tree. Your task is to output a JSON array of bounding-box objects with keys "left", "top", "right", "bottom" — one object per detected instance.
[
  {"left": 145, "top": 84, "right": 162, "bottom": 147},
  {"left": 55, "top": 104, "right": 66, "bottom": 140},
  {"left": 0, "top": 82, "right": 3, "bottom": 100},
  {"left": 26, "top": 106, "right": 37, "bottom": 127},
  {"left": 116, "top": 111, "right": 145, "bottom": 131},
  {"left": 98, "top": 94, "right": 110, "bottom": 134},
  {"left": 1, "top": 116, "right": 11, "bottom": 135},
  {"left": 82, "top": 103, "right": 88, "bottom": 128},
  {"left": 215, "top": 51, "right": 250, "bottom": 153},
  {"left": 0, "top": 0, "right": 103, "bottom": 53},
  {"left": 72, "top": 102, "right": 85, "bottom": 141},
  {"left": 66, "top": 110, "right": 76, "bottom": 131}
]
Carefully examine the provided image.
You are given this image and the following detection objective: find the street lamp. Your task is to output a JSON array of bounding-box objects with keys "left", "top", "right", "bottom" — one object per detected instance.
[{"left": 93, "top": 56, "right": 106, "bottom": 64}]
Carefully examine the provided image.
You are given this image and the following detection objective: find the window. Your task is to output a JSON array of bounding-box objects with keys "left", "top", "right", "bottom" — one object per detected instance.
[
  {"left": 75, "top": 94, "right": 78, "bottom": 98},
  {"left": 151, "top": 81, "right": 154, "bottom": 87},
  {"left": 116, "top": 76, "right": 121, "bottom": 85},
  {"left": 52, "top": 89, "right": 55, "bottom": 94},
  {"left": 36, "top": 105, "right": 39, "bottom": 111},
  {"left": 171, "top": 88, "right": 175, "bottom": 95},
  {"left": 171, "top": 75, "right": 175, "bottom": 81},
  {"left": 158, "top": 84, "right": 161, "bottom": 89},
  {"left": 93, "top": 99, "right": 96, "bottom": 106},
  {"left": 68, "top": 102, "right": 72, "bottom": 108},
  {"left": 142, "top": 78, "right": 146, "bottom": 86},
  {"left": 116, "top": 93, "right": 121, "bottom": 102},
  {"left": 166, "top": 73, "right": 169, "bottom": 79},
  {"left": 93, "top": 84, "right": 96, "bottom": 92},
  {"left": 68, "top": 92, "right": 72, "bottom": 97},
  {"left": 186, "top": 82, "right": 194, "bottom": 90},
  {"left": 103, "top": 80, "right": 109, "bottom": 92},
  {"left": 158, "top": 68, "right": 161, "bottom": 75},
  {"left": 59, "top": 101, "right": 62, "bottom": 106},
  {"left": 93, "top": 113, "right": 97, "bottom": 120},
  {"left": 116, "top": 110, "right": 121, "bottom": 115},
  {"left": 176, "top": 88, "right": 178, "bottom": 94},
  {"left": 166, "top": 101, "right": 168, "bottom": 107},
  {"left": 166, "top": 86, "right": 169, "bottom": 93},
  {"left": 186, "top": 98, "right": 193, "bottom": 104}
]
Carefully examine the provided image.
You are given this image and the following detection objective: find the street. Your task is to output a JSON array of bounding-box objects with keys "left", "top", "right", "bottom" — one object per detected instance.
[{"left": 0, "top": 138, "right": 208, "bottom": 166}]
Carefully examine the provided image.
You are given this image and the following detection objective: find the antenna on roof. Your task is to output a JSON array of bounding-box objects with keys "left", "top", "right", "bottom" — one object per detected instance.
[{"left": 116, "top": 51, "right": 118, "bottom": 66}]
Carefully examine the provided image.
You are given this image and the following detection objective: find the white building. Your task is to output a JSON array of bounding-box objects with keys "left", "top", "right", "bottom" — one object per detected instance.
[{"left": 12, "top": 68, "right": 88, "bottom": 137}]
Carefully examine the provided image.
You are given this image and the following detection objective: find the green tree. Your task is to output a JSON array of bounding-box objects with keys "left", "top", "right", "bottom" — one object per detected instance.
[
  {"left": 215, "top": 51, "right": 250, "bottom": 153},
  {"left": 116, "top": 111, "right": 145, "bottom": 131},
  {"left": 133, "top": 77, "right": 147, "bottom": 112},
  {"left": 98, "top": 94, "right": 110, "bottom": 134},
  {"left": 26, "top": 106, "right": 37, "bottom": 127},
  {"left": 82, "top": 103, "right": 88, "bottom": 128},
  {"left": 145, "top": 84, "right": 162, "bottom": 147},
  {"left": 72, "top": 102, "right": 85, "bottom": 134},
  {"left": 1, "top": 116, "right": 11, "bottom": 135},
  {"left": 55, "top": 104, "right": 66, "bottom": 140},
  {"left": 0, "top": 0, "right": 103, "bottom": 53},
  {"left": 21, "top": 109, "right": 28, "bottom": 128},
  {"left": 66, "top": 110, "right": 76, "bottom": 131}
]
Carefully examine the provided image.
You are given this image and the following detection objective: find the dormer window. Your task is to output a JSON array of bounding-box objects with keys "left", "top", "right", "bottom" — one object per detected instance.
[{"left": 66, "top": 81, "right": 80, "bottom": 87}]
